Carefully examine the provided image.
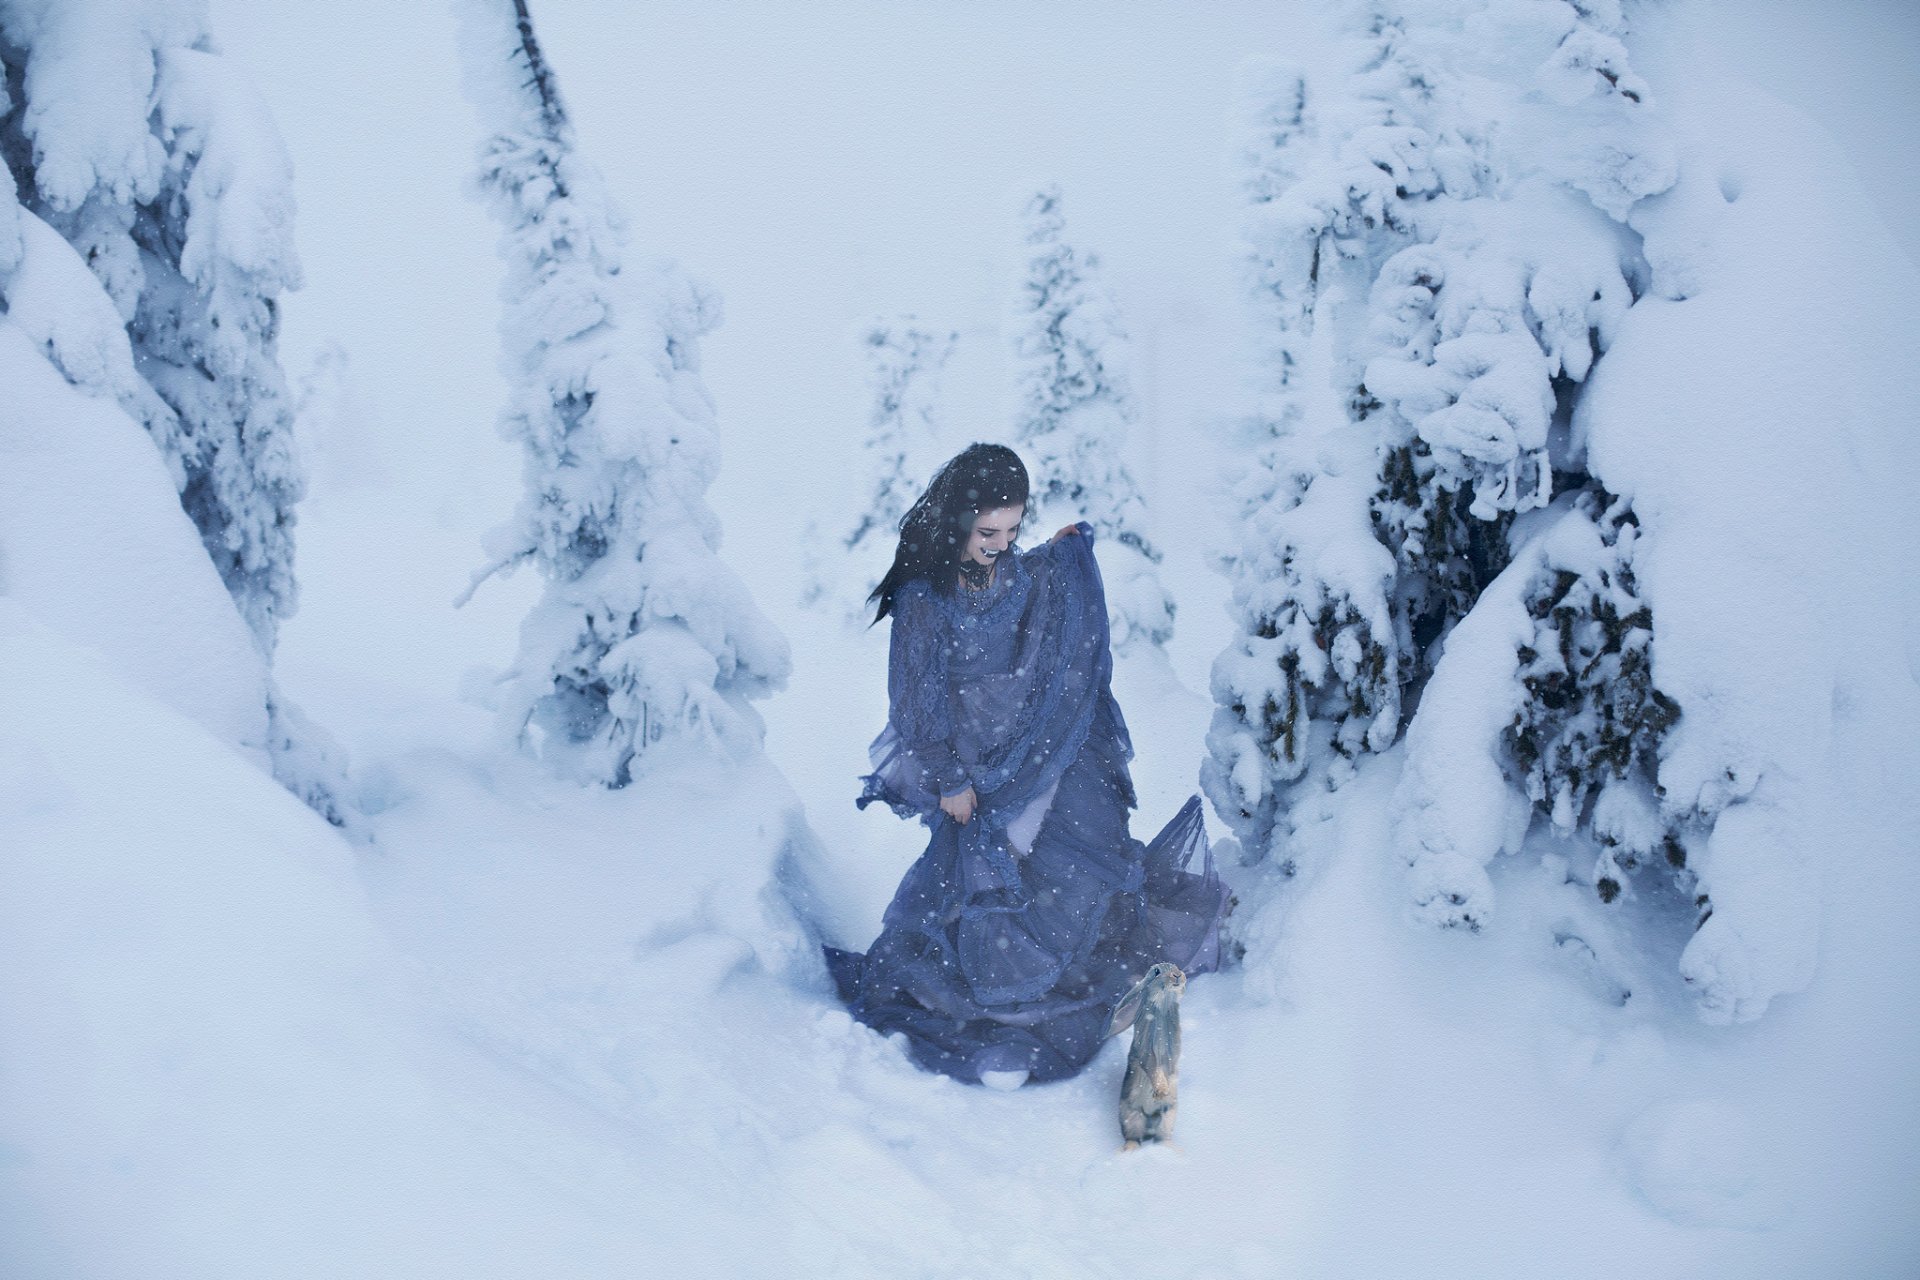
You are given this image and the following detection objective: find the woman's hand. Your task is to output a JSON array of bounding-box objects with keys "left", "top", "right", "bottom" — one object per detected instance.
[
  {"left": 1051, "top": 523, "right": 1080, "bottom": 543},
  {"left": 939, "top": 785, "right": 977, "bottom": 825}
]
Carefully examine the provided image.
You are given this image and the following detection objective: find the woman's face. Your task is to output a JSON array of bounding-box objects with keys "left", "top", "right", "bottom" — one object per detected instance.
[{"left": 962, "top": 504, "right": 1024, "bottom": 568}]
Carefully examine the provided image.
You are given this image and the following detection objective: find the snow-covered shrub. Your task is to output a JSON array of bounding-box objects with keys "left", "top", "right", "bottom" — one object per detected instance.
[
  {"left": 1202, "top": 423, "right": 1399, "bottom": 858},
  {"left": 264, "top": 691, "right": 361, "bottom": 835},
  {"left": 456, "top": 0, "right": 789, "bottom": 788},
  {"left": 1011, "top": 185, "right": 1173, "bottom": 652}
]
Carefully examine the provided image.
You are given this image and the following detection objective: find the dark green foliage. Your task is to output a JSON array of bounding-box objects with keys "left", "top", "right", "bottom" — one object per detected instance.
[
  {"left": 1373, "top": 438, "right": 1516, "bottom": 689},
  {"left": 1504, "top": 488, "right": 1696, "bottom": 909}
]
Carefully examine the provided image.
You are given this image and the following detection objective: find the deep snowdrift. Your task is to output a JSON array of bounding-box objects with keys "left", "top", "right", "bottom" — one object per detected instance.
[
  {"left": 0, "top": 607, "right": 664, "bottom": 1277},
  {"left": 0, "top": 323, "right": 267, "bottom": 750}
]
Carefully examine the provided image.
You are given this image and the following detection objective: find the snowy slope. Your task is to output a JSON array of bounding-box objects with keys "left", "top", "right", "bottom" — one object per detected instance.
[
  {"left": 0, "top": 324, "right": 268, "bottom": 750},
  {"left": 0, "top": 607, "right": 667, "bottom": 1277}
]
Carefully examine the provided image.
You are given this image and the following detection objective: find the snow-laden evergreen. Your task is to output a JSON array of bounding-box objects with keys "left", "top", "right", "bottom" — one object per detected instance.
[
  {"left": 1208, "top": 0, "right": 1646, "bottom": 802},
  {"left": 1203, "top": 10, "right": 1490, "bottom": 849},
  {"left": 1507, "top": 491, "right": 1679, "bottom": 909},
  {"left": 1209, "top": 0, "right": 1825, "bottom": 1023},
  {"left": 138, "top": 41, "right": 306, "bottom": 653},
  {"left": 0, "top": 0, "right": 307, "bottom": 655},
  {"left": 455, "top": 0, "right": 789, "bottom": 788},
  {"left": 1235, "top": 59, "right": 1313, "bottom": 416},
  {"left": 830, "top": 318, "right": 956, "bottom": 617},
  {"left": 0, "top": 0, "right": 351, "bottom": 829},
  {"left": 1011, "top": 185, "right": 1173, "bottom": 652},
  {"left": 1204, "top": 51, "right": 1402, "bottom": 858},
  {"left": 1394, "top": 490, "right": 1677, "bottom": 933}
]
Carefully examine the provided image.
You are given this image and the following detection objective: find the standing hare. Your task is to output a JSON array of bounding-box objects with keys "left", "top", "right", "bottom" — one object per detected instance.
[{"left": 1109, "top": 961, "right": 1185, "bottom": 1149}]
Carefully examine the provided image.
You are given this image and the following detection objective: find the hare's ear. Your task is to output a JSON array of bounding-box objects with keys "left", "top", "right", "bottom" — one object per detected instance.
[{"left": 1108, "top": 973, "right": 1151, "bottom": 1038}]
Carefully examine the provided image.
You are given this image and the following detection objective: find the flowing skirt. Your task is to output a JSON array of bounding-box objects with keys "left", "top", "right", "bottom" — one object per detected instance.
[{"left": 825, "top": 700, "right": 1229, "bottom": 1084}]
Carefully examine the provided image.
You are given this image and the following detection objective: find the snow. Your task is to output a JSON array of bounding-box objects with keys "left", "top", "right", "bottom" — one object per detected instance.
[
  {"left": 1578, "top": 66, "right": 1920, "bottom": 1024},
  {"left": 1, "top": 0, "right": 1916, "bottom": 1273},
  {"left": 0, "top": 0, "right": 179, "bottom": 210},
  {"left": 0, "top": 322, "right": 268, "bottom": 749},
  {"left": 157, "top": 44, "right": 304, "bottom": 319},
  {"left": 0, "top": 606, "right": 658, "bottom": 1277},
  {"left": 1618, "top": 1098, "right": 1782, "bottom": 1231},
  {"left": 6, "top": 214, "right": 161, "bottom": 427},
  {"left": 1392, "top": 516, "right": 1541, "bottom": 932}
]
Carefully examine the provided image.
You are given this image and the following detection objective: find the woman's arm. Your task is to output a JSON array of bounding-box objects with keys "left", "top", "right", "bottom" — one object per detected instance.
[
  {"left": 887, "top": 584, "right": 975, "bottom": 807},
  {"left": 1019, "top": 520, "right": 1095, "bottom": 573},
  {"left": 1046, "top": 521, "right": 1095, "bottom": 547}
]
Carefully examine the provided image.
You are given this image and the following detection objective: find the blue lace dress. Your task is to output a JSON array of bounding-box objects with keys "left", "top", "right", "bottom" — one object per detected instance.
[{"left": 825, "top": 524, "right": 1228, "bottom": 1084}]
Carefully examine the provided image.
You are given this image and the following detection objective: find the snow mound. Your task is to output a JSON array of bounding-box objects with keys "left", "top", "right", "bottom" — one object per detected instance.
[
  {"left": 0, "top": 321, "right": 268, "bottom": 749},
  {"left": 1618, "top": 1099, "right": 1784, "bottom": 1230},
  {"left": 1578, "top": 74, "right": 1920, "bottom": 1022},
  {"left": 0, "top": 606, "right": 663, "bottom": 1274}
]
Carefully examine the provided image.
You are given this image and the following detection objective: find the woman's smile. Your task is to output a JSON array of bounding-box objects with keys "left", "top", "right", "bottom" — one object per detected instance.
[{"left": 963, "top": 504, "right": 1025, "bottom": 568}]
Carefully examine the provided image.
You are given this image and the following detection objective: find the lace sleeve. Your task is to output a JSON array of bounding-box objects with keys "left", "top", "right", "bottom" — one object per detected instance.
[{"left": 889, "top": 584, "right": 972, "bottom": 798}]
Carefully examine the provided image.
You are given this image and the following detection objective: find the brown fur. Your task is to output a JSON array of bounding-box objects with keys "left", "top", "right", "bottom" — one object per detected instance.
[{"left": 1110, "top": 962, "right": 1185, "bottom": 1149}]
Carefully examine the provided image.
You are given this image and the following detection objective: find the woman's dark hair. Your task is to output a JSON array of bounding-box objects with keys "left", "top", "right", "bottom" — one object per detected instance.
[{"left": 869, "top": 443, "right": 1029, "bottom": 624}]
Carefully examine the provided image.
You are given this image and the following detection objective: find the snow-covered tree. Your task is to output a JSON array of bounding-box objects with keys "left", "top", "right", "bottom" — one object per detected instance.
[
  {"left": 1234, "top": 57, "right": 1317, "bottom": 423},
  {"left": 1215, "top": 0, "right": 1807, "bottom": 1022},
  {"left": 456, "top": 0, "right": 789, "bottom": 788},
  {"left": 832, "top": 318, "right": 956, "bottom": 614},
  {"left": 1011, "top": 185, "right": 1172, "bottom": 651},
  {"left": 1211, "top": 1, "right": 1655, "bottom": 827},
  {"left": 0, "top": 0, "right": 306, "bottom": 656},
  {"left": 0, "top": 0, "right": 353, "bottom": 832},
  {"left": 1203, "top": 32, "right": 1434, "bottom": 853}
]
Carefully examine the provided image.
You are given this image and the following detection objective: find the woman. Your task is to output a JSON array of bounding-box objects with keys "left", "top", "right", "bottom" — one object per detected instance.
[{"left": 826, "top": 443, "right": 1228, "bottom": 1088}]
